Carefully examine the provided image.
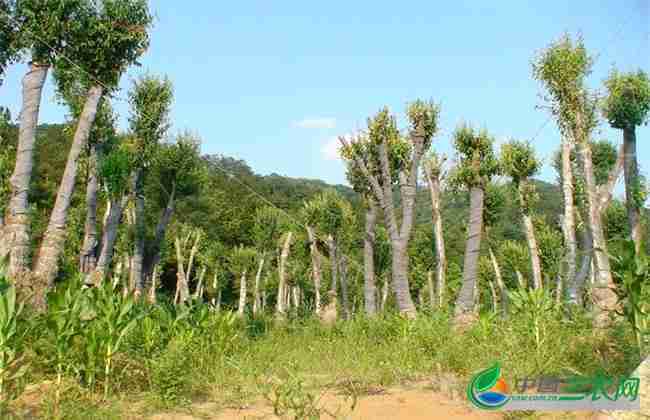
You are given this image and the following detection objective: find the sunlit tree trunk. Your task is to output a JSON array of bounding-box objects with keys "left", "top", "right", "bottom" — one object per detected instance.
[
  {"left": 276, "top": 231, "right": 292, "bottom": 315},
  {"left": 425, "top": 165, "right": 447, "bottom": 309},
  {"left": 253, "top": 253, "right": 265, "bottom": 315},
  {"left": 454, "top": 186, "right": 484, "bottom": 324},
  {"left": 238, "top": 270, "right": 247, "bottom": 316},
  {"left": 33, "top": 85, "right": 103, "bottom": 307},
  {"left": 327, "top": 235, "right": 338, "bottom": 294},
  {"left": 487, "top": 278, "right": 498, "bottom": 314},
  {"left": 80, "top": 143, "right": 100, "bottom": 274},
  {"left": 381, "top": 275, "right": 389, "bottom": 311},
  {"left": 577, "top": 138, "right": 616, "bottom": 327},
  {"left": 561, "top": 136, "right": 578, "bottom": 301},
  {"left": 92, "top": 195, "right": 127, "bottom": 285},
  {"left": 427, "top": 270, "right": 435, "bottom": 309},
  {"left": 489, "top": 247, "right": 507, "bottom": 316},
  {"left": 521, "top": 209, "right": 543, "bottom": 290},
  {"left": 623, "top": 126, "right": 642, "bottom": 252},
  {"left": 306, "top": 226, "right": 322, "bottom": 314},
  {"left": 363, "top": 200, "right": 377, "bottom": 315},
  {"left": 6, "top": 64, "right": 48, "bottom": 278}
]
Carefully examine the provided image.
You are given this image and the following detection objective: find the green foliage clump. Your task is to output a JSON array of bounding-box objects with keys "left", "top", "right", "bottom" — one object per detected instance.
[
  {"left": 603, "top": 69, "right": 650, "bottom": 129},
  {"left": 450, "top": 125, "right": 499, "bottom": 189}
]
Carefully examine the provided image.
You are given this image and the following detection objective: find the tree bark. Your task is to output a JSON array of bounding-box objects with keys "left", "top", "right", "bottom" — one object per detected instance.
[
  {"left": 427, "top": 270, "right": 435, "bottom": 310},
  {"left": 92, "top": 195, "right": 127, "bottom": 285},
  {"left": 32, "top": 85, "right": 103, "bottom": 306},
  {"left": 80, "top": 142, "right": 100, "bottom": 274},
  {"left": 578, "top": 138, "right": 617, "bottom": 328},
  {"left": 425, "top": 167, "right": 447, "bottom": 309},
  {"left": 306, "top": 226, "right": 322, "bottom": 314},
  {"left": 390, "top": 239, "right": 415, "bottom": 317},
  {"left": 623, "top": 126, "right": 642, "bottom": 253},
  {"left": 144, "top": 184, "right": 176, "bottom": 283},
  {"left": 381, "top": 275, "right": 389, "bottom": 311},
  {"left": 521, "top": 206, "right": 543, "bottom": 290},
  {"left": 487, "top": 278, "right": 498, "bottom": 314},
  {"left": 454, "top": 186, "right": 484, "bottom": 324},
  {"left": 174, "top": 236, "right": 190, "bottom": 304},
  {"left": 561, "top": 136, "right": 578, "bottom": 300},
  {"left": 328, "top": 235, "right": 338, "bottom": 294},
  {"left": 130, "top": 168, "right": 146, "bottom": 293},
  {"left": 253, "top": 253, "right": 265, "bottom": 315},
  {"left": 570, "top": 225, "right": 593, "bottom": 306},
  {"left": 363, "top": 200, "right": 377, "bottom": 315},
  {"left": 488, "top": 246, "right": 508, "bottom": 317},
  {"left": 6, "top": 63, "right": 48, "bottom": 278},
  {"left": 238, "top": 270, "right": 247, "bottom": 316},
  {"left": 276, "top": 231, "right": 292, "bottom": 315}
]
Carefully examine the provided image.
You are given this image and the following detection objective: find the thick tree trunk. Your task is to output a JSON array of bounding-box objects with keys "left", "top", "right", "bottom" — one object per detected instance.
[
  {"left": 390, "top": 239, "right": 416, "bottom": 317},
  {"left": 578, "top": 139, "right": 617, "bottom": 327},
  {"left": 363, "top": 200, "right": 377, "bottom": 315},
  {"left": 306, "top": 226, "right": 322, "bottom": 314},
  {"left": 425, "top": 170, "right": 447, "bottom": 310},
  {"left": 130, "top": 168, "right": 146, "bottom": 294},
  {"left": 80, "top": 143, "right": 100, "bottom": 274},
  {"left": 521, "top": 205, "right": 543, "bottom": 289},
  {"left": 92, "top": 195, "right": 126, "bottom": 285},
  {"left": 32, "top": 85, "right": 103, "bottom": 305},
  {"left": 454, "top": 186, "right": 484, "bottom": 325},
  {"left": 489, "top": 247, "right": 508, "bottom": 316},
  {"left": 570, "top": 226, "right": 593, "bottom": 306},
  {"left": 6, "top": 63, "right": 48, "bottom": 278},
  {"left": 276, "top": 231, "right": 292, "bottom": 315},
  {"left": 623, "top": 126, "right": 642, "bottom": 253},
  {"left": 238, "top": 270, "right": 247, "bottom": 316},
  {"left": 339, "top": 255, "right": 350, "bottom": 319},
  {"left": 253, "top": 253, "right": 265, "bottom": 315},
  {"left": 561, "top": 137, "right": 578, "bottom": 299}
]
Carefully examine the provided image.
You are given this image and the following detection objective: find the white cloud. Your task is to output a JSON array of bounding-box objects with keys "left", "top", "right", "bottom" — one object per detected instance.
[
  {"left": 292, "top": 117, "right": 336, "bottom": 130},
  {"left": 321, "top": 136, "right": 341, "bottom": 161}
]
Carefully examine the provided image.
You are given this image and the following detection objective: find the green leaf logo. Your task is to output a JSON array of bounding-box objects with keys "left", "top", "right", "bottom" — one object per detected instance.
[
  {"left": 467, "top": 362, "right": 509, "bottom": 410},
  {"left": 475, "top": 363, "right": 500, "bottom": 392}
]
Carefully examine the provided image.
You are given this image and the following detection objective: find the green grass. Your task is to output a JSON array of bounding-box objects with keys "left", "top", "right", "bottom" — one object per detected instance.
[{"left": 4, "top": 290, "right": 641, "bottom": 419}]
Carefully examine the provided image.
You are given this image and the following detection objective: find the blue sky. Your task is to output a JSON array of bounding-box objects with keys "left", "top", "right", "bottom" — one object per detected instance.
[{"left": 0, "top": 1, "right": 648, "bottom": 188}]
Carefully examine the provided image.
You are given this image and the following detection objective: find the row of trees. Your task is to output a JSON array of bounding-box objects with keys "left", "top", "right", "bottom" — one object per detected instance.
[{"left": 0, "top": 2, "right": 647, "bottom": 329}]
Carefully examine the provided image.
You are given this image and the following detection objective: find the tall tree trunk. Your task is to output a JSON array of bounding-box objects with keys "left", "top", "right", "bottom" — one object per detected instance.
[
  {"left": 130, "top": 168, "right": 146, "bottom": 294},
  {"left": 381, "top": 275, "right": 389, "bottom": 311},
  {"left": 328, "top": 235, "right": 338, "bottom": 294},
  {"left": 454, "top": 186, "right": 484, "bottom": 325},
  {"left": 578, "top": 139, "right": 616, "bottom": 327},
  {"left": 489, "top": 247, "right": 508, "bottom": 316},
  {"left": 363, "top": 200, "right": 377, "bottom": 315},
  {"left": 339, "top": 255, "right": 350, "bottom": 319},
  {"left": 623, "top": 126, "right": 642, "bottom": 253},
  {"left": 174, "top": 237, "right": 190, "bottom": 304},
  {"left": 570, "top": 225, "right": 593, "bottom": 306},
  {"left": 253, "top": 253, "right": 265, "bottom": 315},
  {"left": 425, "top": 168, "right": 447, "bottom": 310},
  {"left": 92, "top": 195, "right": 127, "bottom": 285},
  {"left": 238, "top": 270, "right": 247, "bottom": 316},
  {"left": 144, "top": 184, "right": 176, "bottom": 283},
  {"left": 276, "top": 231, "right": 292, "bottom": 315},
  {"left": 520, "top": 203, "right": 543, "bottom": 289},
  {"left": 194, "top": 267, "right": 206, "bottom": 299},
  {"left": 79, "top": 143, "right": 100, "bottom": 274},
  {"left": 390, "top": 239, "right": 415, "bottom": 317},
  {"left": 149, "top": 264, "right": 158, "bottom": 304},
  {"left": 33, "top": 85, "right": 103, "bottom": 306},
  {"left": 561, "top": 136, "right": 578, "bottom": 300},
  {"left": 6, "top": 63, "right": 48, "bottom": 278},
  {"left": 306, "top": 226, "right": 322, "bottom": 314}
]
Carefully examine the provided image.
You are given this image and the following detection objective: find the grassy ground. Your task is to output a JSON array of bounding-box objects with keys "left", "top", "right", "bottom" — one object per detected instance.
[{"left": 9, "top": 303, "right": 640, "bottom": 419}]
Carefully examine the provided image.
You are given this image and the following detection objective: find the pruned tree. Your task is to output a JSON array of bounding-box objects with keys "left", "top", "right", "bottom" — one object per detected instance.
[
  {"left": 5, "top": 0, "right": 89, "bottom": 278},
  {"left": 253, "top": 206, "right": 283, "bottom": 314},
  {"left": 339, "top": 100, "right": 440, "bottom": 318},
  {"left": 422, "top": 151, "right": 447, "bottom": 309},
  {"left": 127, "top": 74, "right": 173, "bottom": 296},
  {"left": 500, "top": 140, "right": 543, "bottom": 289},
  {"left": 229, "top": 245, "right": 256, "bottom": 317},
  {"left": 449, "top": 125, "right": 499, "bottom": 325},
  {"left": 603, "top": 69, "right": 650, "bottom": 253},
  {"left": 533, "top": 34, "right": 617, "bottom": 327}
]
